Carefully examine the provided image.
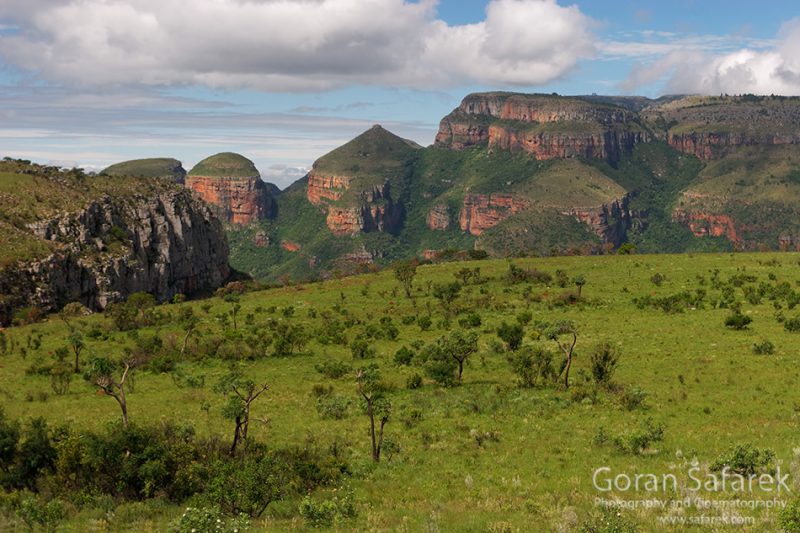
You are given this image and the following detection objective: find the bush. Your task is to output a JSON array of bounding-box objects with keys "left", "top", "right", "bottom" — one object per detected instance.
[
  {"left": 785, "top": 317, "right": 800, "bottom": 332},
  {"left": 650, "top": 273, "right": 666, "bottom": 286},
  {"left": 406, "top": 373, "right": 423, "bottom": 389},
  {"left": 16, "top": 495, "right": 66, "bottom": 532},
  {"left": 417, "top": 315, "right": 432, "bottom": 331},
  {"left": 171, "top": 506, "right": 250, "bottom": 533},
  {"left": 393, "top": 346, "right": 415, "bottom": 366},
  {"left": 458, "top": 312, "right": 481, "bottom": 329},
  {"left": 711, "top": 443, "right": 775, "bottom": 476},
  {"left": 316, "top": 395, "right": 350, "bottom": 420},
  {"left": 314, "top": 360, "right": 352, "bottom": 379},
  {"left": 497, "top": 322, "right": 524, "bottom": 351},
  {"left": 752, "top": 340, "right": 775, "bottom": 355},
  {"left": 725, "top": 311, "right": 752, "bottom": 330},
  {"left": 509, "top": 346, "right": 555, "bottom": 388},
  {"left": 580, "top": 507, "right": 637, "bottom": 533},
  {"left": 780, "top": 499, "right": 800, "bottom": 533},
  {"left": 618, "top": 387, "right": 648, "bottom": 411},
  {"left": 612, "top": 418, "right": 664, "bottom": 455},
  {"left": 298, "top": 489, "right": 357, "bottom": 528},
  {"left": 350, "top": 338, "right": 376, "bottom": 359},
  {"left": 589, "top": 342, "right": 620, "bottom": 387}
]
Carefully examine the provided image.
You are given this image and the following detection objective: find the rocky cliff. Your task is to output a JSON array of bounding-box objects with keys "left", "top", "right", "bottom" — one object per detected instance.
[
  {"left": 643, "top": 95, "right": 800, "bottom": 160},
  {"left": 305, "top": 125, "right": 417, "bottom": 236},
  {"left": 186, "top": 152, "right": 275, "bottom": 225},
  {"left": 0, "top": 179, "right": 230, "bottom": 325},
  {"left": 435, "top": 93, "right": 649, "bottom": 165},
  {"left": 459, "top": 193, "right": 530, "bottom": 236}
]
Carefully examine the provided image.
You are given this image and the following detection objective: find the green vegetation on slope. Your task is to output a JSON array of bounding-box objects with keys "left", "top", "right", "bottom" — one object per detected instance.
[
  {"left": 188, "top": 152, "right": 259, "bottom": 178},
  {"left": 3, "top": 253, "right": 800, "bottom": 530},
  {"left": 101, "top": 158, "right": 185, "bottom": 180}
]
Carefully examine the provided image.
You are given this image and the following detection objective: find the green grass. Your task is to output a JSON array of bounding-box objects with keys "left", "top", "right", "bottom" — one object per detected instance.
[
  {"left": 188, "top": 152, "right": 259, "bottom": 178},
  {"left": 101, "top": 158, "right": 185, "bottom": 179},
  {"left": 4, "top": 252, "right": 800, "bottom": 530}
]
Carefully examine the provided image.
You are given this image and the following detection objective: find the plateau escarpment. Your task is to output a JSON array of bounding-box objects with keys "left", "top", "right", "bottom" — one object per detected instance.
[
  {"left": 186, "top": 152, "right": 276, "bottom": 225},
  {"left": 435, "top": 93, "right": 649, "bottom": 165},
  {"left": 0, "top": 160, "right": 230, "bottom": 325},
  {"left": 643, "top": 95, "right": 800, "bottom": 160}
]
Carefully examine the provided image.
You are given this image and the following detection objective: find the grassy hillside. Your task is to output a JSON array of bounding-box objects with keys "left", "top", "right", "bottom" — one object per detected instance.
[
  {"left": 188, "top": 152, "right": 259, "bottom": 178},
  {"left": 3, "top": 252, "right": 800, "bottom": 530},
  {"left": 101, "top": 158, "right": 185, "bottom": 180}
]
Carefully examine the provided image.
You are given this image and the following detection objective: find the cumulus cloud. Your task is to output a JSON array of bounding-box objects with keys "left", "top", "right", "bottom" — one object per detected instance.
[
  {"left": 0, "top": 0, "right": 594, "bottom": 91},
  {"left": 620, "top": 18, "right": 800, "bottom": 95}
]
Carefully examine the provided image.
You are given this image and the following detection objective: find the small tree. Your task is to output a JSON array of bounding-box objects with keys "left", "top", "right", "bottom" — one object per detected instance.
[
  {"left": 393, "top": 261, "right": 417, "bottom": 299},
  {"left": 432, "top": 282, "right": 461, "bottom": 314},
  {"left": 545, "top": 320, "right": 578, "bottom": 389},
  {"left": 442, "top": 329, "right": 478, "bottom": 384},
  {"left": 225, "top": 294, "right": 242, "bottom": 331},
  {"left": 589, "top": 341, "right": 619, "bottom": 387},
  {"left": 573, "top": 275, "right": 586, "bottom": 298},
  {"left": 67, "top": 331, "right": 85, "bottom": 373},
  {"left": 87, "top": 356, "right": 134, "bottom": 427},
  {"left": 355, "top": 365, "right": 391, "bottom": 462},
  {"left": 215, "top": 369, "right": 269, "bottom": 455}
]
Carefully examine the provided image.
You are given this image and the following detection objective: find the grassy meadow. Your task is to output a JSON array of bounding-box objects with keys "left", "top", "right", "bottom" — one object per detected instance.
[{"left": 3, "top": 252, "right": 800, "bottom": 531}]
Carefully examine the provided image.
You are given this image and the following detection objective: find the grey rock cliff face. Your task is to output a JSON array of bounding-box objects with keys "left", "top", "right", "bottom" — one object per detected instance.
[{"left": 0, "top": 189, "right": 229, "bottom": 324}]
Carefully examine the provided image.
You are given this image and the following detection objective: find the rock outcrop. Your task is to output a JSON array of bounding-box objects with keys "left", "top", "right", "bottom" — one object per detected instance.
[
  {"left": 666, "top": 132, "right": 800, "bottom": 160},
  {"left": 435, "top": 93, "right": 649, "bottom": 165},
  {"left": 459, "top": 193, "right": 530, "bottom": 236},
  {"left": 186, "top": 153, "right": 275, "bottom": 225},
  {"left": 673, "top": 210, "right": 740, "bottom": 244},
  {"left": 562, "top": 196, "right": 632, "bottom": 246},
  {"left": 426, "top": 204, "right": 451, "bottom": 230},
  {"left": 0, "top": 189, "right": 230, "bottom": 325}
]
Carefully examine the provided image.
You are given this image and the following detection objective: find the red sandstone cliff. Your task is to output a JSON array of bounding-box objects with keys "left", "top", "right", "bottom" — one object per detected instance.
[
  {"left": 185, "top": 175, "right": 274, "bottom": 225},
  {"left": 435, "top": 93, "right": 648, "bottom": 164},
  {"left": 459, "top": 193, "right": 530, "bottom": 236}
]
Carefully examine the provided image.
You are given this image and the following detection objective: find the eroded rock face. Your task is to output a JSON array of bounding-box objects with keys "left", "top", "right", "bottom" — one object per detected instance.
[
  {"left": 309, "top": 177, "right": 403, "bottom": 236},
  {"left": 185, "top": 175, "right": 274, "bottom": 225},
  {"left": 426, "top": 204, "right": 450, "bottom": 230},
  {"left": 673, "top": 210, "right": 740, "bottom": 243},
  {"left": 666, "top": 132, "right": 800, "bottom": 160},
  {"left": 459, "top": 193, "right": 530, "bottom": 236},
  {"left": 435, "top": 93, "right": 648, "bottom": 165},
  {"left": 307, "top": 173, "right": 352, "bottom": 204},
  {"left": 562, "top": 196, "right": 632, "bottom": 246},
  {"left": 0, "top": 190, "right": 230, "bottom": 325}
]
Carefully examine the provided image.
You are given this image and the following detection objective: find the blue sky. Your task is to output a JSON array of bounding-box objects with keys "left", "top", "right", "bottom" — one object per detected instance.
[{"left": 1, "top": 0, "right": 799, "bottom": 187}]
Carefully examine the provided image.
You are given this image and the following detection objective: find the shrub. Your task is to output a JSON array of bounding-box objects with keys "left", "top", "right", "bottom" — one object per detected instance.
[
  {"left": 393, "top": 347, "right": 414, "bottom": 366},
  {"left": 752, "top": 340, "right": 775, "bottom": 355},
  {"left": 618, "top": 387, "right": 648, "bottom": 411},
  {"left": 350, "top": 338, "right": 376, "bottom": 359},
  {"left": 458, "top": 312, "right": 481, "bottom": 329},
  {"left": 650, "top": 273, "right": 666, "bottom": 286},
  {"left": 779, "top": 499, "right": 800, "bottom": 533},
  {"left": 579, "top": 507, "right": 637, "bottom": 533},
  {"left": 509, "top": 346, "right": 555, "bottom": 388},
  {"left": 785, "top": 317, "right": 800, "bottom": 332},
  {"left": 314, "top": 360, "right": 352, "bottom": 379},
  {"left": 711, "top": 444, "right": 775, "bottom": 476},
  {"left": 612, "top": 418, "right": 664, "bottom": 455},
  {"left": 589, "top": 342, "right": 620, "bottom": 387},
  {"left": 316, "top": 395, "right": 350, "bottom": 420},
  {"left": 497, "top": 322, "right": 524, "bottom": 351},
  {"left": 725, "top": 311, "right": 752, "bottom": 330},
  {"left": 171, "top": 506, "right": 250, "bottom": 533},
  {"left": 417, "top": 315, "right": 432, "bottom": 331},
  {"left": 406, "top": 373, "right": 423, "bottom": 389},
  {"left": 16, "top": 495, "right": 66, "bottom": 532},
  {"left": 298, "top": 489, "right": 357, "bottom": 528}
]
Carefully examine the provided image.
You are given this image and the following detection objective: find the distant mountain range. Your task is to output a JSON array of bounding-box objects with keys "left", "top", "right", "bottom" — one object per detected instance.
[{"left": 25, "top": 91, "right": 800, "bottom": 285}]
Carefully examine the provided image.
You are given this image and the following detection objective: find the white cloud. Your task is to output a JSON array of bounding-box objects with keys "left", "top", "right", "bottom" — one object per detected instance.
[
  {"left": 620, "top": 18, "right": 800, "bottom": 95},
  {"left": 0, "top": 0, "right": 595, "bottom": 91}
]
